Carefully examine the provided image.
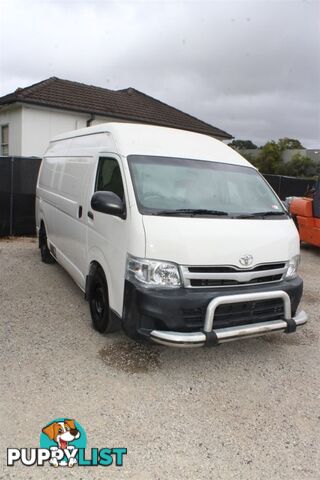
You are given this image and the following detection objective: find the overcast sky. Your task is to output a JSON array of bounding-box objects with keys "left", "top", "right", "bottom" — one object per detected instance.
[{"left": 0, "top": 0, "right": 319, "bottom": 147}]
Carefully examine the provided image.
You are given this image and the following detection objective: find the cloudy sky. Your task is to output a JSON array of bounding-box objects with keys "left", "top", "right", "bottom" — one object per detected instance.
[{"left": 0, "top": 0, "right": 319, "bottom": 146}]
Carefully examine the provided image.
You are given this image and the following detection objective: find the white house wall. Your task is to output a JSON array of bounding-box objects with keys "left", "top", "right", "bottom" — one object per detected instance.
[
  {"left": 20, "top": 105, "right": 130, "bottom": 157},
  {"left": 0, "top": 105, "right": 22, "bottom": 156},
  {"left": 21, "top": 105, "right": 89, "bottom": 157}
]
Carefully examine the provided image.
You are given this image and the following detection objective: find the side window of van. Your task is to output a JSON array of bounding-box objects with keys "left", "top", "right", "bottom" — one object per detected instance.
[{"left": 95, "top": 157, "right": 124, "bottom": 201}]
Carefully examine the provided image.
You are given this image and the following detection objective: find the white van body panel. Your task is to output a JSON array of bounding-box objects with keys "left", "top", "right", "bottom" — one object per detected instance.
[
  {"left": 38, "top": 154, "right": 92, "bottom": 288},
  {"left": 85, "top": 153, "right": 145, "bottom": 314},
  {"left": 142, "top": 216, "right": 299, "bottom": 266},
  {"left": 52, "top": 122, "right": 251, "bottom": 166}
]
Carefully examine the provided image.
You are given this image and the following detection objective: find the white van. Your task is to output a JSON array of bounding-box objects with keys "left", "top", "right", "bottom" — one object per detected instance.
[{"left": 36, "top": 122, "right": 307, "bottom": 347}]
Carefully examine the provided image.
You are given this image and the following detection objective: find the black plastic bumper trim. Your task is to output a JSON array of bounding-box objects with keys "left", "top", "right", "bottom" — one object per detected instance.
[
  {"left": 204, "top": 330, "right": 219, "bottom": 346},
  {"left": 284, "top": 318, "right": 297, "bottom": 333}
]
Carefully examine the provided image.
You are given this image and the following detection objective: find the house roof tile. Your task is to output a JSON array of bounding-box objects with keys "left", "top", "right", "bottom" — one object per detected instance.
[{"left": 0, "top": 77, "right": 232, "bottom": 139}]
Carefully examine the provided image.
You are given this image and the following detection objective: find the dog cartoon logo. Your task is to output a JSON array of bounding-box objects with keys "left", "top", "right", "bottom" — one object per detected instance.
[
  {"left": 41, "top": 419, "right": 83, "bottom": 467},
  {"left": 8, "top": 418, "right": 126, "bottom": 468}
]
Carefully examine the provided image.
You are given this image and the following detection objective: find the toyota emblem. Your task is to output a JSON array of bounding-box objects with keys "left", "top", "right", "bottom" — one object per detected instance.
[{"left": 239, "top": 254, "right": 253, "bottom": 267}]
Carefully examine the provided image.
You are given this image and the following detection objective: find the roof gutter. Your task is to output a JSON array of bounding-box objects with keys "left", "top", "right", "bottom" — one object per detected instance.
[{"left": 86, "top": 114, "right": 95, "bottom": 127}]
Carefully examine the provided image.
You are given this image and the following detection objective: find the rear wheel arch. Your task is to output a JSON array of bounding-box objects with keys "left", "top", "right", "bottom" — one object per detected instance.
[
  {"left": 39, "top": 218, "right": 50, "bottom": 243},
  {"left": 39, "top": 219, "right": 45, "bottom": 244},
  {"left": 38, "top": 220, "right": 55, "bottom": 264}
]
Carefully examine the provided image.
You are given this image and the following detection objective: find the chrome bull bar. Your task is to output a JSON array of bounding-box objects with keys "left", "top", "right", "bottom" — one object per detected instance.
[{"left": 150, "top": 290, "right": 308, "bottom": 348}]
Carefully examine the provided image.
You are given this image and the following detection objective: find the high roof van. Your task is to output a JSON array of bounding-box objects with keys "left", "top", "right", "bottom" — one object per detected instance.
[{"left": 36, "top": 122, "right": 307, "bottom": 347}]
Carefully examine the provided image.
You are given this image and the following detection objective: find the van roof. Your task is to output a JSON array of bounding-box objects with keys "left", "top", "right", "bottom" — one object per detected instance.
[{"left": 50, "top": 122, "right": 252, "bottom": 167}]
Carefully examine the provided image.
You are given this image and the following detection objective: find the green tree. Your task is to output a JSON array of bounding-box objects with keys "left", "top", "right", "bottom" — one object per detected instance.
[
  {"left": 285, "top": 153, "right": 319, "bottom": 178},
  {"left": 228, "top": 139, "right": 258, "bottom": 150},
  {"left": 230, "top": 137, "right": 310, "bottom": 176},
  {"left": 255, "top": 141, "right": 286, "bottom": 175},
  {"left": 278, "top": 137, "right": 304, "bottom": 150}
]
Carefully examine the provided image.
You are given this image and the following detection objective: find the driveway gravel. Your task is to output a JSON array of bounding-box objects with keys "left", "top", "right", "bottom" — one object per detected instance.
[{"left": 0, "top": 237, "right": 319, "bottom": 479}]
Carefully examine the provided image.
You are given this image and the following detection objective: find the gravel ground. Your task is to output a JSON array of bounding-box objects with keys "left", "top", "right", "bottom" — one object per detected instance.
[{"left": 0, "top": 237, "right": 319, "bottom": 479}]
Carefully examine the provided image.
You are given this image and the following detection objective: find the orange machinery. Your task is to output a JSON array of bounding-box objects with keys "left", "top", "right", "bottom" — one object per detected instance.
[{"left": 290, "top": 182, "right": 320, "bottom": 247}]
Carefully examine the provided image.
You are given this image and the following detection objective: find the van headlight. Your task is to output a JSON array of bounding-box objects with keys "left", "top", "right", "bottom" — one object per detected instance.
[
  {"left": 126, "top": 255, "right": 181, "bottom": 288},
  {"left": 285, "top": 255, "right": 300, "bottom": 279}
]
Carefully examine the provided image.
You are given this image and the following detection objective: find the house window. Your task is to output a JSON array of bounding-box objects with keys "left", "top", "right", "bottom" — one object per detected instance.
[{"left": 1, "top": 125, "right": 9, "bottom": 156}]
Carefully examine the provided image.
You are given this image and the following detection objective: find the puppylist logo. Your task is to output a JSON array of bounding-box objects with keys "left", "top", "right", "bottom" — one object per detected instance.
[{"left": 7, "top": 418, "right": 127, "bottom": 468}]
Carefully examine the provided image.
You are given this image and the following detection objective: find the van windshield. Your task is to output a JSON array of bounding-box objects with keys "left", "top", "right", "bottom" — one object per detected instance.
[{"left": 127, "top": 155, "right": 287, "bottom": 218}]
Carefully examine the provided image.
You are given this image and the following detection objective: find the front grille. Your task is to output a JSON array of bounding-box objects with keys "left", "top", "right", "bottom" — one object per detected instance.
[
  {"left": 188, "top": 263, "right": 286, "bottom": 273},
  {"left": 190, "top": 274, "right": 283, "bottom": 287},
  {"left": 181, "top": 262, "right": 287, "bottom": 288},
  {"left": 182, "top": 298, "right": 285, "bottom": 330}
]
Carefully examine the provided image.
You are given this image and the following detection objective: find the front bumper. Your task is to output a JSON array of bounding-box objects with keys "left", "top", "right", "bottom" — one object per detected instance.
[
  {"left": 122, "top": 277, "right": 307, "bottom": 347},
  {"left": 150, "top": 292, "right": 307, "bottom": 347}
]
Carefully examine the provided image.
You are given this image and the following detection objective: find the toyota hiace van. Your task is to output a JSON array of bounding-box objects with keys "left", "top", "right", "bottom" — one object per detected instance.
[{"left": 36, "top": 123, "right": 307, "bottom": 347}]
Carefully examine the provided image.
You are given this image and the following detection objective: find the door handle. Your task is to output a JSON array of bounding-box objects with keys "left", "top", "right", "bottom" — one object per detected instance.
[{"left": 87, "top": 211, "right": 94, "bottom": 220}]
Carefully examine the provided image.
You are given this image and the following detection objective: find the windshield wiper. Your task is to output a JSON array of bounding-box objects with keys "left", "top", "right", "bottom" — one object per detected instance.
[
  {"left": 154, "top": 208, "right": 229, "bottom": 216},
  {"left": 235, "top": 211, "right": 287, "bottom": 219}
]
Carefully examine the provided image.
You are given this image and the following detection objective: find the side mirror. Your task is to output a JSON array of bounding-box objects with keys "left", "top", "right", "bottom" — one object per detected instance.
[{"left": 91, "top": 191, "right": 125, "bottom": 218}]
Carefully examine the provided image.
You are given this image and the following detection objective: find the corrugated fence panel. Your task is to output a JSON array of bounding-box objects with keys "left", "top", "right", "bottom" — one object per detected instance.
[
  {"left": 0, "top": 156, "right": 41, "bottom": 236},
  {"left": 12, "top": 157, "right": 42, "bottom": 235},
  {"left": 264, "top": 174, "right": 316, "bottom": 200},
  {"left": 0, "top": 157, "right": 12, "bottom": 236}
]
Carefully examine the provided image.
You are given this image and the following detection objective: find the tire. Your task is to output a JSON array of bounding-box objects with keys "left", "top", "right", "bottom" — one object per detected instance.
[
  {"left": 39, "top": 225, "right": 55, "bottom": 264},
  {"left": 88, "top": 265, "right": 119, "bottom": 333}
]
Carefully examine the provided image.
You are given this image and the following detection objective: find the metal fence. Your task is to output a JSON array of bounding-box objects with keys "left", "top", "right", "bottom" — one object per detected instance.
[
  {"left": 0, "top": 157, "right": 317, "bottom": 236},
  {"left": 0, "top": 156, "right": 41, "bottom": 236}
]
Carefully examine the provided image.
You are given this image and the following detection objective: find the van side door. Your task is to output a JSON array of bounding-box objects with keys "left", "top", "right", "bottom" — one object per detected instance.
[{"left": 52, "top": 156, "right": 91, "bottom": 289}]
